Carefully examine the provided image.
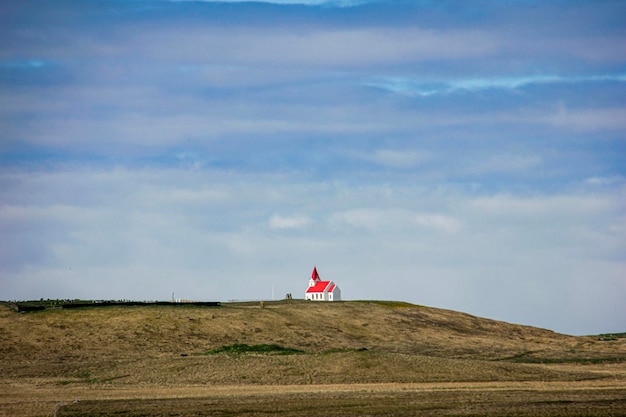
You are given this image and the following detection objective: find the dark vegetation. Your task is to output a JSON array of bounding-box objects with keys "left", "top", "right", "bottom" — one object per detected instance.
[
  {"left": 1, "top": 299, "right": 220, "bottom": 312},
  {"left": 204, "top": 343, "right": 304, "bottom": 355},
  {"left": 597, "top": 333, "right": 626, "bottom": 341}
]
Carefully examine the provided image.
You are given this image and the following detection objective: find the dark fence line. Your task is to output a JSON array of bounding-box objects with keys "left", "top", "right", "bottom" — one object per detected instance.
[
  {"left": 17, "top": 305, "right": 47, "bottom": 312},
  {"left": 4, "top": 300, "right": 220, "bottom": 312},
  {"left": 62, "top": 301, "right": 221, "bottom": 309}
]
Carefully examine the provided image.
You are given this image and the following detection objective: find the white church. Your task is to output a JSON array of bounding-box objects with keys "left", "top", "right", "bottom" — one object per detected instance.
[{"left": 305, "top": 266, "right": 341, "bottom": 301}]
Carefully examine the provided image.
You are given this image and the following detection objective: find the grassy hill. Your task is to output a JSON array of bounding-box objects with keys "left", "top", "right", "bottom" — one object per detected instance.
[{"left": 1, "top": 299, "right": 624, "bottom": 387}]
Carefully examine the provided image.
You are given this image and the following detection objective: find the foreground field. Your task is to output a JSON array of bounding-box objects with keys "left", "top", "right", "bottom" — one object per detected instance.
[
  {"left": 1, "top": 300, "right": 624, "bottom": 416},
  {"left": 3, "top": 381, "right": 626, "bottom": 417}
]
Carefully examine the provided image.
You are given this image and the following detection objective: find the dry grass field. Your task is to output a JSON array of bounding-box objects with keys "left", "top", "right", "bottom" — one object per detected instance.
[{"left": 1, "top": 300, "right": 625, "bottom": 416}]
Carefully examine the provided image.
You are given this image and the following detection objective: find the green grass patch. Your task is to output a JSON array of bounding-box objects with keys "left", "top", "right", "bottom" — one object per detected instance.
[
  {"left": 204, "top": 343, "right": 304, "bottom": 355},
  {"left": 596, "top": 333, "right": 626, "bottom": 341}
]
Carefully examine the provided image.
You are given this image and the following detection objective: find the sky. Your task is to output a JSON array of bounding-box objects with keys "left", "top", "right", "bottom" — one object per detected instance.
[{"left": 1, "top": 0, "right": 624, "bottom": 335}]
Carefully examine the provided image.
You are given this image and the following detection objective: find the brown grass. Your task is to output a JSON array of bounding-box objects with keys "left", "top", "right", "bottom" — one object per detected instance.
[{"left": 1, "top": 300, "right": 625, "bottom": 416}]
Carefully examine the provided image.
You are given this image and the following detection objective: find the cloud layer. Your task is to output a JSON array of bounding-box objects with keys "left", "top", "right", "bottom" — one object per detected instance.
[{"left": 1, "top": 0, "right": 624, "bottom": 335}]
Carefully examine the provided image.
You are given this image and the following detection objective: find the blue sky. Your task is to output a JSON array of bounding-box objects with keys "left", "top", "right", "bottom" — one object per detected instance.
[{"left": 1, "top": 0, "right": 624, "bottom": 335}]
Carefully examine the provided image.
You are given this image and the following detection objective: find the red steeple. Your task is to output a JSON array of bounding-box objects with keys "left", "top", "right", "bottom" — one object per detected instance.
[{"left": 311, "top": 266, "right": 320, "bottom": 281}]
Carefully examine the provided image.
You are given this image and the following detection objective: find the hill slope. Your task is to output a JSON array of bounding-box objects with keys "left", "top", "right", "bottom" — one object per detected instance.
[{"left": 1, "top": 300, "right": 624, "bottom": 386}]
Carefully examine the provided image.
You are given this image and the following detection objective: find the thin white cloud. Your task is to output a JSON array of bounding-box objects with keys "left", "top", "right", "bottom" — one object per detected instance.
[
  {"left": 584, "top": 176, "right": 624, "bottom": 187},
  {"left": 412, "top": 213, "right": 461, "bottom": 234},
  {"left": 329, "top": 208, "right": 461, "bottom": 234},
  {"left": 469, "top": 194, "right": 613, "bottom": 218},
  {"left": 161, "top": 0, "right": 399, "bottom": 8},
  {"left": 268, "top": 214, "right": 312, "bottom": 230},
  {"left": 545, "top": 106, "right": 626, "bottom": 131},
  {"left": 133, "top": 27, "right": 499, "bottom": 68},
  {"left": 350, "top": 149, "right": 431, "bottom": 169},
  {"left": 0, "top": 59, "right": 50, "bottom": 68},
  {"left": 367, "top": 73, "right": 626, "bottom": 96},
  {"left": 467, "top": 154, "right": 543, "bottom": 175}
]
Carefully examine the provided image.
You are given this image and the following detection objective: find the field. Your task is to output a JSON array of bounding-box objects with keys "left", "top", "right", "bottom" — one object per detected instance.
[{"left": 1, "top": 300, "right": 625, "bottom": 416}]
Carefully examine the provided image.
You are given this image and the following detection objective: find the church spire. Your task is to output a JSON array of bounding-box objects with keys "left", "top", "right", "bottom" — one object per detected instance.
[{"left": 311, "top": 266, "right": 320, "bottom": 281}]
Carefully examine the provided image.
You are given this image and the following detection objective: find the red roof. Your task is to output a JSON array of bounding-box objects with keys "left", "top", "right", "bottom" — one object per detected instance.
[
  {"left": 306, "top": 280, "right": 331, "bottom": 293},
  {"left": 306, "top": 280, "right": 338, "bottom": 293}
]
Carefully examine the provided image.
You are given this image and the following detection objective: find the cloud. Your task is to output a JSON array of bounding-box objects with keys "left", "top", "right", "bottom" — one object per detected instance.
[
  {"left": 544, "top": 106, "right": 626, "bottom": 132},
  {"left": 468, "top": 194, "right": 614, "bottom": 218},
  {"left": 351, "top": 149, "right": 431, "bottom": 169},
  {"left": 268, "top": 214, "right": 312, "bottom": 230},
  {"left": 584, "top": 176, "right": 624, "bottom": 187},
  {"left": 413, "top": 213, "right": 461, "bottom": 234},
  {"left": 167, "top": 0, "right": 378, "bottom": 5},
  {"left": 467, "top": 154, "right": 543, "bottom": 175},
  {"left": 0, "top": 60, "right": 50, "bottom": 69},
  {"left": 116, "top": 25, "right": 500, "bottom": 71},
  {"left": 366, "top": 73, "right": 626, "bottom": 96},
  {"left": 329, "top": 208, "right": 461, "bottom": 234}
]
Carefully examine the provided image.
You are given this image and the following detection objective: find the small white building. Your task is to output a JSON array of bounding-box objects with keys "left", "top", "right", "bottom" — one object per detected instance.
[{"left": 305, "top": 266, "right": 341, "bottom": 301}]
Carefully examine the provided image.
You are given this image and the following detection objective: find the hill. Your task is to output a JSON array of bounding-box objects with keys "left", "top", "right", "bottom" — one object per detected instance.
[
  {"left": 1, "top": 300, "right": 626, "bottom": 416},
  {"left": 1, "top": 300, "right": 624, "bottom": 386}
]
